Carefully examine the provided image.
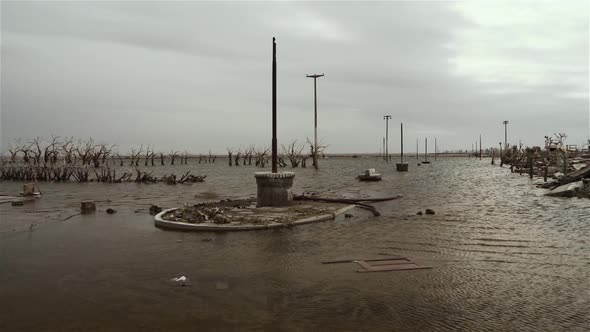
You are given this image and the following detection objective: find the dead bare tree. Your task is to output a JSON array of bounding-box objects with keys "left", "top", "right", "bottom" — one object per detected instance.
[
  {"left": 43, "top": 135, "right": 60, "bottom": 165},
  {"left": 61, "top": 137, "right": 75, "bottom": 165},
  {"left": 76, "top": 138, "right": 95, "bottom": 166},
  {"left": 7, "top": 139, "right": 21, "bottom": 164},
  {"left": 234, "top": 148, "right": 241, "bottom": 167},
  {"left": 130, "top": 145, "right": 143, "bottom": 166},
  {"left": 255, "top": 147, "right": 270, "bottom": 167},
  {"left": 169, "top": 150, "right": 180, "bottom": 165},
  {"left": 159, "top": 152, "right": 165, "bottom": 165},
  {"left": 30, "top": 137, "right": 43, "bottom": 165},
  {"left": 208, "top": 149, "right": 215, "bottom": 163},
  {"left": 307, "top": 137, "right": 328, "bottom": 170},
  {"left": 282, "top": 140, "right": 304, "bottom": 168},
  {"left": 227, "top": 148, "right": 234, "bottom": 166}
]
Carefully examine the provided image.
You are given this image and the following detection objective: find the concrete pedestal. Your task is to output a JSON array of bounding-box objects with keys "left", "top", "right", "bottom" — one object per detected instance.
[
  {"left": 396, "top": 162, "right": 409, "bottom": 172},
  {"left": 254, "top": 172, "right": 295, "bottom": 207}
]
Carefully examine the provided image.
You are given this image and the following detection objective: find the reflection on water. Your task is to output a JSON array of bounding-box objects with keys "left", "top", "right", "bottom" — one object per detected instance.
[{"left": 1, "top": 157, "right": 589, "bottom": 331}]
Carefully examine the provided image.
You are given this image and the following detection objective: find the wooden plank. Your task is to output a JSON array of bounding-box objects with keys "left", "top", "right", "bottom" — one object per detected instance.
[
  {"left": 355, "top": 260, "right": 432, "bottom": 273},
  {"left": 321, "top": 257, "right": 404, "bottom": 264},
  {"left": 356, "top": 263, "right": 433, "bottom": 273},
  {"left": 368, "top": 259, "right": 412, "bottom": 266}
]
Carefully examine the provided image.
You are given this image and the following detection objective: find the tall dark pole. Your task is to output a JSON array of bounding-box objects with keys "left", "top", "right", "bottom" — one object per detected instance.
[
  {"left": 435, "top": 138, "right": 437, "bottom": 161},
  {"left": 306, "top": 73, "right": 324, "bottom": 170},
  {"left": 479, "top": 134, "right": 482, "bottom": 160},
  {"left": 425, "top": 138, "right": 428, "bottom": 162},
  {"left": 416, "top": 138, "right": 418, "bottom": 160},
  {"left": 271, "top": 37, "right": 277, "bottom": 173},
  {"left": 400, "top": 123, "right": 404, "bottom": 163},
  {"left": 503, "top": 120, "right": 509, "bottom": 149},
  {"left": 384, "top": 115, "right": 391, "bottom": 161},
  {"left": 383, "top": 137, "right": 385, "bottom": 160}
]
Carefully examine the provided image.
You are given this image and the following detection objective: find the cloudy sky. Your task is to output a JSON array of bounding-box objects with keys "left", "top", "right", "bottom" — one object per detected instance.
[{"left": 1, "top": 1, "right": 588, "bottom": 154}]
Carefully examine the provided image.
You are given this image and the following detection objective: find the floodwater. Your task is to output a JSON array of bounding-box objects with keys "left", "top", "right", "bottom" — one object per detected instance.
[{"left": 1, "top": 157, "right": 588, "bottom": 331}]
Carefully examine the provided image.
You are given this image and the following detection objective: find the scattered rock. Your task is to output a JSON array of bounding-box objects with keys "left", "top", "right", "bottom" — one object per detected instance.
[
  {"left": 149, "top": 205, "right": 162, "bottom": 215},
  {"left": 202, "top": 238, "right": 213, "bottom": 242},
  {"left": 344, "top": 213, "right": 353, "bottom": 218},
  {"left": 416, "top": 211, "right": 423, "bottom": 215},
  {"left": 106, "top": 208, "right": 116, "bottom": 214},
  {"left": 425, "top": 209, "right": 435, "bottom": 215},
  {"left": 213, "top": 214, "right": 229, "bottom": 224},
  {"left": 11, "top": 200, "right": 24, "bottom": 206}
]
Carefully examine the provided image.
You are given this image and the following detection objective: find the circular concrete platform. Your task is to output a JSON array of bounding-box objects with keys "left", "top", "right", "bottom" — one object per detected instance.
[{"left": 154, "top": 204, "right": 356, "bottom": 232}]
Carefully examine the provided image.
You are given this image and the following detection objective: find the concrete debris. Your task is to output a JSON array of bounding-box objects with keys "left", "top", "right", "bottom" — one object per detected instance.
[{"left": 546, "top": 181, "right": 585, "bottom": 198}]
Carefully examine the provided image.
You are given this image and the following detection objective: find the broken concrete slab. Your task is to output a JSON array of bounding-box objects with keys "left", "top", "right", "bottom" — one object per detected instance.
[{"left": 546, "top": 181, "right": 585, "bottom": 198}]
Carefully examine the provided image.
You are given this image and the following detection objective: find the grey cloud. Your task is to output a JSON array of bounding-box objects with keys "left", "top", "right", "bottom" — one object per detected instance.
[{"left": 1, "top": 1, "right": 588, "bottom": 154}]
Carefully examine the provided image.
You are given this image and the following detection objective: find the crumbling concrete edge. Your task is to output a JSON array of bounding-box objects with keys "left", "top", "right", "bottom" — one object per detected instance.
[{"left": 154, "top": 204, "right": 357, "bottom": 232}]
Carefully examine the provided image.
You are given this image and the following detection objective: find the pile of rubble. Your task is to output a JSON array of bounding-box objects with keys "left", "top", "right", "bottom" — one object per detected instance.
[
  {"left": 499, "top": 140, "right": 590, "bottom": 198},
  {"left": 161, "top": 198, "right": 334, "bottom": 226}
]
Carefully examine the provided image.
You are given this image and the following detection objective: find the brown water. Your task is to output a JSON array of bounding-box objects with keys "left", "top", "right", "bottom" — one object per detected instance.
[{"left": 1, "top": 157, "right": 588, "bottom": 331}]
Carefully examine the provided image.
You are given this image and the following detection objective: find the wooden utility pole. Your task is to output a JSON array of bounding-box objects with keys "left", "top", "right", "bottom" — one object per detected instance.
[
  {"left": 306, "top": 73, "right": 324, "bottom": 170},
  {"left": 272, "top": 37, "right": 277, "bottom": 173}
]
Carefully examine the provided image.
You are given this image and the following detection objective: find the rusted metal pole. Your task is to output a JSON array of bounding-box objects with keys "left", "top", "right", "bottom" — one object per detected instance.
[{"left": 272, "top": 37, "right": 277, "bottom": 173}]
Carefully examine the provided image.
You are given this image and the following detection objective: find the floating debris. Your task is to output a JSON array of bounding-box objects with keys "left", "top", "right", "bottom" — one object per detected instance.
[{"left": 171, "top": 276, "right": 188, "bottom": 286}]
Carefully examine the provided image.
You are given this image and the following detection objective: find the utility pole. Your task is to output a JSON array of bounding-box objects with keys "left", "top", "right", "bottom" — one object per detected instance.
[
  {"left": 479, "top": 134, "right": 482, "bottom": 160},
  {"left": 384, "top": 115, "right": 391, "bottom": 162},
  {"left": 383, "top": 137, "right": 385, "bottom": 160},
  {"left": 400, "top": 123, "right": 404, "bottom": 164},
  {"left": 272, "top": 37, "right": 277, "bottom": 173},
  {"left": 424, "top": 138, "right": 428, "bottom": 162},
  {"left": 503, "top": 120, "right": 509, "bottom": 149},
  {"left": 416, "top": 138, "right": 419, "bottom": 160},
  {"left": 435, "top": 138, "right": 437, "bottom": 161},
  {"left": 306, "top": 73, "right": 324, "bottom": 170}
]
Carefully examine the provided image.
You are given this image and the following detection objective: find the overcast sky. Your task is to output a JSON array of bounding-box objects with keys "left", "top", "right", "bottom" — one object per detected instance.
[{"left": 1, "top": 1, "right": 588, "bottom": 154}]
